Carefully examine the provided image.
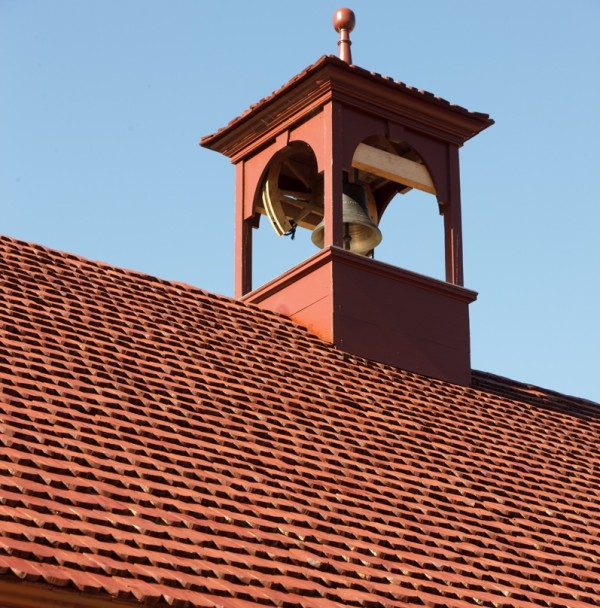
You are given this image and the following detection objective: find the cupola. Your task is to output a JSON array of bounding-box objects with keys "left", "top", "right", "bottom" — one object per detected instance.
[{"left": 201, "top": 8, "right": 493, "bottom": 386}]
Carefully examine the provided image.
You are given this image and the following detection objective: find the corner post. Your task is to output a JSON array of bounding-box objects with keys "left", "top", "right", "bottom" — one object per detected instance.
[
  {"left": 322, "top": 101, "right": 345, "bottom": 249},
  {"left": 444, "top": 145, "right": 464, "bottom": 286},
  {"left": 234, "top": 161, "right": 252, "bottom": 297}
]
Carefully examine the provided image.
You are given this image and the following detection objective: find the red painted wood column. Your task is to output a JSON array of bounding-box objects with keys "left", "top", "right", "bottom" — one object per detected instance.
[
  {"left": 444, "top": 145, "right": 464, "bottom": 286},
  {"left": 234, "top": 161, "right": 252, "bottom": 297},
  {"left": 322, "top": 101, "right": 344, "bottom": 249}
]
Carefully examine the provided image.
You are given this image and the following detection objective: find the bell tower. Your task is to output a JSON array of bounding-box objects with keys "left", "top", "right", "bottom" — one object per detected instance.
[{"left": 201, "top": 8, "right": 493, "bottom": 385}]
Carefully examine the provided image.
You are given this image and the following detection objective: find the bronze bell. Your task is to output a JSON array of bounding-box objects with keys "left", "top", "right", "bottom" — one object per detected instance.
[{"left": 311, "top": 182, "right": 382, "bottom": 255}]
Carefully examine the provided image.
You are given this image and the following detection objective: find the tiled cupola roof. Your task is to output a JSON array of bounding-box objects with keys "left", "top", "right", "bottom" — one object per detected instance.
[
  {"left": 1, "top": 234, "right": 599, "bottom": 607},
  {"left": 200, "top": 54, "right": 493, "bottom": 155}
]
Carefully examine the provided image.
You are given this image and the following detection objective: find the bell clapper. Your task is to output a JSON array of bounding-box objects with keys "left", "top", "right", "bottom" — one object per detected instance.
[{"left": 343, "top": 222, "right": 352, "bottom": 250}]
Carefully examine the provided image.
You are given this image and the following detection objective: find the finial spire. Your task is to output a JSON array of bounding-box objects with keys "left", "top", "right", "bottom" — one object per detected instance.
[{"left": 333, "top": 8, "right": 355, "bottom": 64}]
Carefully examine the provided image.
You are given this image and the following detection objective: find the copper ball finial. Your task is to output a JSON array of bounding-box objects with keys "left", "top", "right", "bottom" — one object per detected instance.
[
  {"left": 333, "top": 8, "right": 356, "bottom": 33},
  {"left": 333, "top": 8, "right": 355, "bottom": 64}
]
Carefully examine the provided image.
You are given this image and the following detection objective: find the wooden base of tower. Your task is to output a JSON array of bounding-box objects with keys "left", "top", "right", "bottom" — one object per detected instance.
[{"left": 242, "top": 247, "right": 477, "bottom": 386}]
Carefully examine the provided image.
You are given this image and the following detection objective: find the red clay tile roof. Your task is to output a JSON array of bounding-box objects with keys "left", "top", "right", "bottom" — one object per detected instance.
[
  {"left": 200, "top": 55, "right": 493, "bottom": 150},
  {"left": 1, "top": 234, "right": 599, "bottom": 607}
]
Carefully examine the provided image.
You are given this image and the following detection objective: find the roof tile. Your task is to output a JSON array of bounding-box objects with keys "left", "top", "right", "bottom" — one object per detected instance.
[{"left": 0, "top": 235, "right": 599, "bottom": 607}]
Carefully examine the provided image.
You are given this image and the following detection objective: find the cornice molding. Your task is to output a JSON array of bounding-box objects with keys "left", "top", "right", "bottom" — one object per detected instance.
[{"left": 201, "top": 56, "right": 493, "bottom": 160}]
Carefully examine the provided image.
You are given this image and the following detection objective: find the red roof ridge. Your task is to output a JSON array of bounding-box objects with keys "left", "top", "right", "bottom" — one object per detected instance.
[
  {"left": 0, "top": 233, "right": 236, "bottom": 304},
  {"left": 472, "top": 369, "right": 600, "bottom": 412}
]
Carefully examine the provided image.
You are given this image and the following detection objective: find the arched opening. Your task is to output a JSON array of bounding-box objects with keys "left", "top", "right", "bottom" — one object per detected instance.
[
  {"left": 350, "top": 134, "right": 444, "bottom": 279},
  {"left": 251, "top": 142, "right": 321, "bottom": 286},
  {"left": 376, "top": 188, "right": 445, "bottom": 280},
  {"left": 250, "top": 135, "right": 446, "bottom": 286}
]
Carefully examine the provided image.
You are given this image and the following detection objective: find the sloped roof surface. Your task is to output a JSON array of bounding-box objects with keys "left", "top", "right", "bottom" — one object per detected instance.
[
  {"left": 0, "top": 234, "right": 599, "bottom": 608},
  {"left": 200, "top": 55, "right": 493, "bottom": 149}
]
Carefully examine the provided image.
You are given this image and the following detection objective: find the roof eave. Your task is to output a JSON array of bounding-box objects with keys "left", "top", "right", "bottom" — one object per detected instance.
[{"left": 200, "top": 55, "right": 494, "bottom": 161}]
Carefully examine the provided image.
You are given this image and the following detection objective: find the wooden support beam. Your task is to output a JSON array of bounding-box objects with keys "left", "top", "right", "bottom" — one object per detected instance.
[{"left": 352, "top": 143, "right": 436, "bottom": 195}]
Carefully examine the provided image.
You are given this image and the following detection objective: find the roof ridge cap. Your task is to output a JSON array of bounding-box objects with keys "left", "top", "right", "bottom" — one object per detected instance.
[
  {"left": 472, "top": 369, "right": 599, "bottom": 408},
  {"left": 0, "top": 233, "right": 323, "bottom": 329},
  {"left": 0, "top": 233, "right": 232, "bottom": 303}
]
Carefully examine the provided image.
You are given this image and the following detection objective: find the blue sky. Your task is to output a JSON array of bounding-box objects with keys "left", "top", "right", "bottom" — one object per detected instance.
[{"left": 2, "top": 1, "right": 599, "bottom": 402}]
